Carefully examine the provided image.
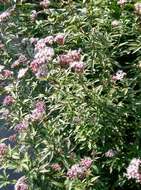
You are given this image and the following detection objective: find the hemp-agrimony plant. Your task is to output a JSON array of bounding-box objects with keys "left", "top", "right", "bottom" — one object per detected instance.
[{"left": 1, "top": 0, "right": 141, "bottom": 190}]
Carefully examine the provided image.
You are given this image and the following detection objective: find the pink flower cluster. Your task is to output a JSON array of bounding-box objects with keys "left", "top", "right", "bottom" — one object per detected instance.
[
  {"left": 14, "top": 100, "right": 46, "bottom": 133},
  {"left": 0, "top": 143, "right": 7, "bottom": 157},
  {"left": 40, "top": 0, "right": 50, "bottom": 9},
  {"left": 35, "top": 46, "right": 54, "bottom": 62},
  {"left": 30, "top": 39, "right": 54, "bottom": 79},
  {"left": 59, "top": 50, "right": 85, "bottom": 72},
  {"left": 117, "top": 0, "right": 127, "bottom": 6},
  {"left": 70, "top": 61, "right": 85, "bottom": 73},
  {"left": 2, "top": 69, "right": 13, "bottom": 78},
  {"left": 67, "top": 164, "right": 85, "bottom": 180},
  {"left": 15, "top": 120, "right": 29, "bottom": 133},
  {"left": 105, "top": 149, "right": 116, "bottom": 158},
  {"left": 30, "top": 34, "right": 65, "bottom": 78},
  {"left": 67, "top": 158, "right": 92, "bottom": 179},
  {"left": 3, "top": 95, "right": 14, "bottom": 106},
  {"left": 43, "top": 36, "right": 54, "bottom": 45},
  {"left": 59, "top": 50, "right": 81, "bottom": 66},
  {"left": 126, "top": 158, "right": 141, "bottom": 183},
  {"left": 51, "top": 163, "right": 61, "bottom": 171},
  {"left": 0, "top": 10, "right": 11, "bottom": 22},
  {"left": 112, "top": 70, "right": 126, "bottom": 81},
  {"left": 54, "top": 34, "right": 65, "bottom": 45},
  {"left": 80, "top": 158, "right": 93, "bottom": 169},
  {"left": 0, "top": 66, "right": 13, "bottom": 79},
  {"left": 15, "top": 176, "right": 28, "bottom": 190},
  {"left": 33, "top": 34, "right": 65, "bottom": 48},
  {"left": 31, "top": 101, "right": 46, "bottom": 121}
]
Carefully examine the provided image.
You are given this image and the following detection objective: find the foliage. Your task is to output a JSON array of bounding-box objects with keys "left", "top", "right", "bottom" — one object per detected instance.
[{"left": 0, "top": 0, "right": 141, "bottom": 189}]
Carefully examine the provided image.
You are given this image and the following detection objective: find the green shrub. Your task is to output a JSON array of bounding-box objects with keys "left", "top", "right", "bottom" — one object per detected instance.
[{"left": 1, "top": 0, "right": 141, "bottom": 189}]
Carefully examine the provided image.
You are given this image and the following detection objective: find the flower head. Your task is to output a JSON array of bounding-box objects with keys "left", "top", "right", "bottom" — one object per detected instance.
[
  {"left": 67, "top": 157, "right": 92, "bottom": 180},
  {"left": 54, "top": 34, "right": 65, "bottom": 45},
  {"left": 80, "top": 158, "right": 93, "bottom": 169},
  {"left": 31, "top": 43, "right": 54, "bottom": 78},
  {"left": 105, "top": 149, "right": 116, "bottom": 158},
  {"left": 2, "top": 69, "right": 13, "bottom": 78},
  {"left": 40, "top": 0, "right": 50, "bottom": 9},
  {"left": 15, "top": 120, "right": 29, "bottom": 133},
  {"left": 59, "top": 50, "right": 81, "bottom": 67},
  {"left": 51, "top": 163, "right": 61, "bottom": 171},
  {"left": 30, "top": 58, "right": 44, "bottom": 73},
  {"left": 68, "top": 50, "right": 81, "bottom": 62},
  {"left": 35, "top": 101, "right": 46, "bottom": 112},
  {"left": 126, "top": 158, "right": 141, "bottom": 183},
  {"left": 35, "top": 39, "right": 46, "bottom": 51},
  {"left": 58, "top": 54, "right": 72, "bottom": 67},
  {"left": 0, "top": 143, "right": 7, "bottom": 157},
  {"left": 69, "top": 61, "right": 85, "bottom": 73},
  {"left": 0, "top": 10, "right": 11, "bottom": 22},
  {"left": 67, "top": 164, "right": 86, "bottom": 180},
  {"left": 3, "top": 95, "right": 14, "bottom": 106},
  {"left": 15, "top": 176, "right": 28, "bottom": 190},
  {"left": 117, "top": 0, "right": 127, "bottom": 6},
  {"left": 35, "top": 47, "right": 54, "bottom": 61},
  {"left": 112, "top": 70, "right": 126, "bottom": 81},
  {"left": 31, "top": 101, "right": 46, "bottom": 121},
  {"left": 44, "top": 36, "right": 54, "bottom": 45}
]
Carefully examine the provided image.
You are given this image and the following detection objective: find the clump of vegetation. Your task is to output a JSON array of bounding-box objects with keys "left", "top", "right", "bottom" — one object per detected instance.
[{"left": 1, "top": 0, "right": 141, "bottom": 189}]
